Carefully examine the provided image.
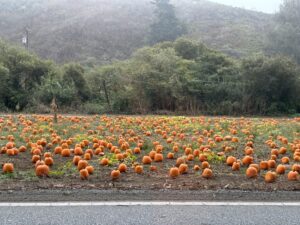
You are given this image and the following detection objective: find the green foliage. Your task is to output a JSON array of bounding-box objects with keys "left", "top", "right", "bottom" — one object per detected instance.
[
  {"left": 0, "top": 38, "right": 299, "bottom": 115},
  {"left": 63, "top": 63, "right": 90, "bottom": 102},
  {"left": 0, "top": 40, "right": 53, "bottom": 110},
  {"left": 241, "top": 55, "right": 300, "bottom": 114}
]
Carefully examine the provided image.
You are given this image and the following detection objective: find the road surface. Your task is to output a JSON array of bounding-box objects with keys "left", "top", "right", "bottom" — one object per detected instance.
[{"left": 0, "top": 201, "right": 300, "bottom": 225}]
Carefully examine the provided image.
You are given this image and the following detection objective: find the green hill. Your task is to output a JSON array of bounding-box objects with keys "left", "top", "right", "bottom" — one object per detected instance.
[{"left": 0, "top": 0, "right": 272, "bottom": 64}]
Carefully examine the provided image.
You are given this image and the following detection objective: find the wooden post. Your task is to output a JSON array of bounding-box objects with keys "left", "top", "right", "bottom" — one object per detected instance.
[{"left": 50, "top": 97, "right": 58, "bottom": 123}]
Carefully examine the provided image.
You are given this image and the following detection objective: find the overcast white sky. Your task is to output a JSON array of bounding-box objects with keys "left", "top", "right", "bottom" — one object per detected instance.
[{"left": 210, "top": 0, "right": 283, "bottom": 13}]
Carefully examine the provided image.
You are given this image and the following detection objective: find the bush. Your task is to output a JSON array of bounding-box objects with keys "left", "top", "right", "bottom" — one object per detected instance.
[{"left": 80, "top": 102, "right": 107, "bottom": 115}]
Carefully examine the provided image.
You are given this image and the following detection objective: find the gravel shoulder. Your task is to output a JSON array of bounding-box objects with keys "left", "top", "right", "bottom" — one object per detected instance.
[{"left": 1, "top": 189, "right": 300, "bottom": 202}]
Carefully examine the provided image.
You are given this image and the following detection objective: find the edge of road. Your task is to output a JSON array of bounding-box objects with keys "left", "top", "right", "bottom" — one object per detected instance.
[{"left": 1, "top": 189, "right": 300, "bottom": 202}]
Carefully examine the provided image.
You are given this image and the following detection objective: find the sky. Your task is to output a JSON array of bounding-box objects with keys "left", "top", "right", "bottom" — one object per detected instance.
[{"left": 210, "top": 0, "right": 283, "bottom": 13}]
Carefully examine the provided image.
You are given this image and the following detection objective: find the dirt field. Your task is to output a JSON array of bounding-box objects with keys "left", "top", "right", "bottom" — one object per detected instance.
[{"left": 0, "top": 115, "right": 299, "bottom": 194}]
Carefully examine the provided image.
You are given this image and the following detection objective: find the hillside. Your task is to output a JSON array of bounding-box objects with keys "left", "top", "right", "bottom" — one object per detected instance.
[{"left": 0, "top": 0, "right": 272, "bottom": 64}]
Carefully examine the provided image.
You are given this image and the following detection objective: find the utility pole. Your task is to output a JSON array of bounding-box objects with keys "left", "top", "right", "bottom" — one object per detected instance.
[{"left": 22, "top": 27, "right": 29, "bottom": 50}]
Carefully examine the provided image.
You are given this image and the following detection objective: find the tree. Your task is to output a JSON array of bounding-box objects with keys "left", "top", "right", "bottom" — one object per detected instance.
[
  {"left": 268, "top": 0, "right": 300, "bottom": 64},
  {"left": 241, "top": 55, "right": 300, "bottom": 114},
  {"left": 63, "top": 63, "right": 90, "bottom": 103},
  {"left": 149, "top": 0, "right": 186, "bottom": 45},
  {"left": 0, "top": 64, "right": 9, "bottom": 110}
]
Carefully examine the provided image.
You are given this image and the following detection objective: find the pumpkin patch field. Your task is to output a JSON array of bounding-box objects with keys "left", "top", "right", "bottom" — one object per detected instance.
[{"left": 0, "top": 114, "right": 300, "bottom": 191}]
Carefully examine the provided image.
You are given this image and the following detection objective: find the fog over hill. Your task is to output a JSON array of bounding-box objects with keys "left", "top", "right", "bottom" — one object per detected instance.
[{"left": 0, "top": 0, "right": 272, "bottom": 64}]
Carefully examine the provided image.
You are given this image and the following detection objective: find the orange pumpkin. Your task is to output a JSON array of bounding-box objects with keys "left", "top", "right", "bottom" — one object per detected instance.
[
  {"left": 44, "top": 157, "right": 54, "bottom": 166},
  {"left": 61, "top": 149, "right": 71, "bottom": 157},
  {"left": 100, "top": 158, "right": 109, "bottom": 166},
  {"left": 246, "top": 167, "right": 257, "bottom": 178},
  {"left": 178, "top": 163, "right": 188, "bottom": 174},
  {"left": 73, "top": 156, "right": 82, "bottom": 165},
  {"left": 259, "top": 161, "right": 269, "bottom": 170},
  {"left": 265, "top": 171, "right": 277, "bottom": 183},
  {"left": 80, "top": 169, "right": 89, "bottom": 180},
  {"left": 202, "top": 168, "right": 213, "bottom": 179},
  {"left": 287, "top": 171, "right": 299, "bottom": 181},
  {"left": 169, "top": 167, "right": 179, "bottom": 178},
  {"left": 35, "top": 165, "right": 49, "bottom": 177},
  {"left": 232, "top": 162, "right": 240, "bottom": 171},
  {"left": 3, "top": 163, "right": 14, "bottom": 173},
  {"left": 276, "top": 164, "right": 286, "bottom": 174},
  {"left": 154, "top": 153, "right": 163, "bottom": 162},
  {"left": 86, "top": 166, "right": 94, "bottom": 174},
  {"left": 135, "top": 165, "right": 143, "bottom": 174},
  {"left": 226, "top": 156, "right": 236, "bottom": 166},
  {"left": 77, "top": 160, "right": 88, "bottom": 170},
  {"left": 111, "top": 170, "right": 120, "bottom": 180},
  {"left": 118, "top": 163, "right": 127, "bottom": 173},
  {"left": 142, "top": 156, "right": 152, "bottom": 164}
]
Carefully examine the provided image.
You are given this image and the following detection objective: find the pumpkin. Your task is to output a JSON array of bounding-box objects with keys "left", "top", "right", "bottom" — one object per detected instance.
[
  {"left": 246, "top": 167, "right": 257, "bottom": 178},
  {"left": 74, "top": 147, "right": 83, "bottom": 155},
  {"left": 202, "top": 168, "right": 213, "bottom": 179},
  {"left": 73, "top": 156, "right": 82, "bottom": 165},
  {"left": 267, "top": 160, "right": 276, "bottom": 169},
  {"left": 176, "top": 157, "right": 185, "bottom": 167},
  {"left": 154, "top": 153, "right": 163, "bottom": 162},
  {"left": 226, "top": 156, "right": 236, "bottom": 166},
  {"left": 35, "top": 165, "right": 49, "bottom": 177},
  {"left": 232, "top": 162, "right": 240, "bottom": 171},
  {"left": 169, "top": 167, "right": 179, "bottom": 178},
  {"left": 201, "top": 161, "right": 210, "bottom": 169},
  {"left": 281, "top": 157, "right": 290, "bottom": 164},
  {"left": 135, "top": 165, "right": 143, "bottom": 174},
  {"left": 249, "top": 164, "right": 260, "bottom": 172},
  {"left": 259, "top": 161, "right": 268, "bottom": 170},
  {"left": 54, "top": 146, "right": 62, "bottom": 154},
  {"left": 187, "top": 154, "right": 194, "bottom": 161},
  {"left": 167, "top": 152, "right": 174, "bottom": 159},
  {"left": 276, "top": 164, "right": 286, "bottom": 174},
  {"left": 100, "top": 158, "right": 109, "bottom": 166},
  {"left": 32, "top": 155, "right": 41, "bottom": 163},
  {"left": 279, "top": 147, "right": 287, "bottom": 154},
  {"left": 292, "top": 164, "right": 300, "bottom": 173},
  {"left": 118, "top": 163, "right": 127, "bottom": 173},
  {"left": 44, "top": 157, "right": 54, "bottom": 166},
  {"left": 287, "top": 171, "right": 299, "bottom": 181},
  {"left": 80, "top": 169, "right": 89, "bottom": 180},
  {"left": 265, "top": 171, "right": 277, "bottom": 183},
  {"left": 199, "top": 154, "right": 207, "bottom": 162},
  {"left": 194, "top": 165, "right": 201, "bottom": 171},
  {"left": 111, "top": 170, "right": 120, "bottom": 180},
  {"left": 86, "top": 165, "right": 94, "bottom": 174},
  {"left": 19, "top": 146, "right": 27, "bottom": 152},
  {"left": 3, "top": 163, "right": 14, "bottom": 173},
  {"left": 44, "top": 152, "right": 52, "bottom": 158},
  {"left": 242, "top": 156, "right": 253, "bottom": 165},
  {"left": 61, "top": 149, "right": 71, "bottom": 157},
  {"left": 142, "top": 156, "right": 152, "bottom": 164},
  {"left": 150, "top": 165, "right": 157, "bottom": 172},
  {"left": 84, "top": 153, "right": 91, "bottom": 160},
  {"left": 35, "top": 160, "right": 45, "bottom": 168},
  {"left": 77, "top": 160, "right": 88, "bottom": 170},
  {"left": 178, "top": 163, "right": 188, "bottom": 174}
]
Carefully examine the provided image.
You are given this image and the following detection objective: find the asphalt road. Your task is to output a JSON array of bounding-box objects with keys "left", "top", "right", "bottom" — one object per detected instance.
[{"left": 1, "top": 202, "right": 300, "bottom": 225}]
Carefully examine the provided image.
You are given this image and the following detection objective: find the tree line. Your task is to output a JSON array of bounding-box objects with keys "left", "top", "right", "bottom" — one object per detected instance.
[{"left": 0, "top": 38, "right": 299, "bottom": 115}]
